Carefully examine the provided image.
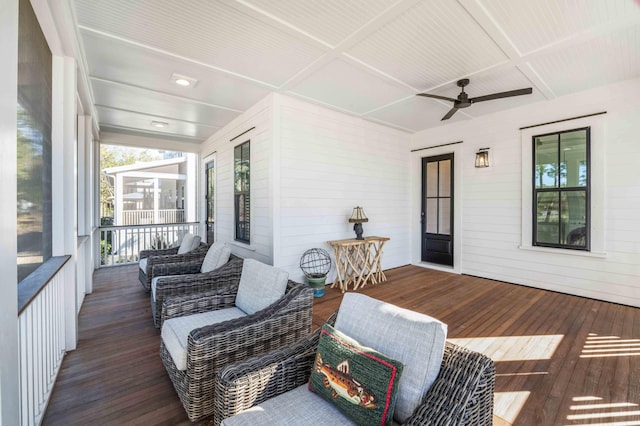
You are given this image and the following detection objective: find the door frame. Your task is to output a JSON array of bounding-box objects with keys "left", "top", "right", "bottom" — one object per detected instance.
[
  {"left": 412, "top": 143, "right": 462, "bottom": 273},
  {"left": 421, "top": 153, "right": 454, "bottom": 266}
]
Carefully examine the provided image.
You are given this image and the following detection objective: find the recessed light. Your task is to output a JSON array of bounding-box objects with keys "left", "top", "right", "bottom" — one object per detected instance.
[
  {"left": 151, "top": 121, "right": 168, "bottom": 128},
  {"left": 170, "top": 73, "right": 198, "bottom": 88}
]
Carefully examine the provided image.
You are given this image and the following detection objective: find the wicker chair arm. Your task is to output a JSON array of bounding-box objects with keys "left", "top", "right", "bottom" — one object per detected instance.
[
  {"left": 155, "top": 257, "right": 244, "bottom": 296},
  {"left": 403, "top": 342, "right": 495, "bottom": 426},
  {"left": 214, "top": 328, "right": 321, "bottom": 423},
  {"left": 140, "top": 246, "right": 179, "bottom": 260},
  {"left": 162, "top": 290, "right": 239, "bottom": 325},
  {"left": 152, "top": 259, "right": 204, "bottom": 277},
  {"left": 146, "top": 243, "right": 208, "bottom": 270}
]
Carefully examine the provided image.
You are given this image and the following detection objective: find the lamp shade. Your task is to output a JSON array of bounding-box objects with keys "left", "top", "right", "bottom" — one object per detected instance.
[
  {"left": 348, "top": 206, "right": 368, "bottom": 223},
  {"left": 475, "top": 149, "right": 490, "bottom": 168}
]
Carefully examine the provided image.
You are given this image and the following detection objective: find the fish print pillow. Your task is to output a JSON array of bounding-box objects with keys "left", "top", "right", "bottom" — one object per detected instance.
[{"left": 308, "top": 324, "right": 404, "bottom": 426}]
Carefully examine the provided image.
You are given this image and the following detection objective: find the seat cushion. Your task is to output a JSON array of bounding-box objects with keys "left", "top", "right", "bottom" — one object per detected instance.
[
  {"left": 139, "top": 257, "right": 148, "bottom": 272},
  {"left": 200, "top": 242, "right": 231, "bottom": 273},
  {"left": 334, "top": 293, "right": 447, "bottom": 423},
  {"left": 177, "top": 233, "right": 195, "bottom": 254},
  {"left": 221, "top": 385, "right": 354, "bottom": 426},
  {"left": 161, "top": 307, "right": 246, "bottom": 370},
  {"left": 151, "top": 275, "right": 165, "bottom": 302},
  {"left": 235, "top": 259, "right": 288, "bottom": 315},
  {"left": 308, "top": 324, "right": 403, "bottom": 426}
]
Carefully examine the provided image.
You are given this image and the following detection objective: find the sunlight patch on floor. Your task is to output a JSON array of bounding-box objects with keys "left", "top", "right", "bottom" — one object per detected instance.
[
  {"left": 566, "top": 396, "right": 640, "bottom": 425},
  {"left": 449, "top": 334, "right": 563, "bottom": 361},
  {"left": 580, "top": 333, "right": 640, "bottom": 358},
  {"left": 494, "top": 391, "right": 530, "bottom": 424}
]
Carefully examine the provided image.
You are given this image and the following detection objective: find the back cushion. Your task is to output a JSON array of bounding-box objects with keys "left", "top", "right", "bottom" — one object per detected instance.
[
  {"left": 235, "top": 259, "right": 288, "bottom": 315},
  {"left": 191, "top": 235, "right": 202, "bottom": 251},
  {"left": 334, "top": 293, "right": 447, "bottom": 423},
  {"left": 200, "top": 242, "right": 231, "bottom": 273},
  {"left": 177, "top": 233, "right": 194, "bottom": 254}
]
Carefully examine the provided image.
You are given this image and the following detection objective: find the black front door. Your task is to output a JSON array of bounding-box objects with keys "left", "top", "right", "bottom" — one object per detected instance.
[
  {"left": 422, "top": 154, "right": 454, "bottom": 266},
  {"left": 205, "top": 160, "right": 215, "bottom": 244}
]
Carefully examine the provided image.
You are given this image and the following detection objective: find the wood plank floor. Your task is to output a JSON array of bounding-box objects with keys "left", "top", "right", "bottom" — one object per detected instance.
[{"left": 42, "top": 264, "right": 640, "bottom": 425}]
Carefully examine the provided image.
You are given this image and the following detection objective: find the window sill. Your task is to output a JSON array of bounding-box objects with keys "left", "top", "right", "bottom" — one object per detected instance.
[
  {"left": 519, "top": 245, "right": 607, "bottom": 258},
  {"left": 229, "top": 241, "right": 256, "bottom": 251}
]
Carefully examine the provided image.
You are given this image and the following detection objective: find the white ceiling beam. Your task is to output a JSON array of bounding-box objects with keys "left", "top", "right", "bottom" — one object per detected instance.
[{"left": 94, "top": 104, "right": 221, "bottom": 128}]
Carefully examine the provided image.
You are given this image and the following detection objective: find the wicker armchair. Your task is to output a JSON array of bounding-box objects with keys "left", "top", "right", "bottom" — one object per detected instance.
[
  {"left": 138, "top": 242, "right": 208, "bottom": 290},
  {"left": 150, "top": 254, "right": 243, "bottom": 327},
  {"left": 160, "top": 278, "right": 314, "bottom": 422},
  {"left": 214, "top": 305, "right": 495, "bottom": 425}
]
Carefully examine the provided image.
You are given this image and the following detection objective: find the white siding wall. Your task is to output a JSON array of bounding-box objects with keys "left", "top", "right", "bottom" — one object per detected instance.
[
  {"left": 411, "top": 77, "right": 640, "bottom": 307},
  {"left": 274, "top": 95, "right": 412, "bottom": 283},
  {"left": 200, "top": 95, "right": 274, "bottom": 264}
]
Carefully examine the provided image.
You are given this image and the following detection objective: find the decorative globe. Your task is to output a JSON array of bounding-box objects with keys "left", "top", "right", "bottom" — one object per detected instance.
[{"left": 299, "top": 248, "right": 331, "bottom": 279}]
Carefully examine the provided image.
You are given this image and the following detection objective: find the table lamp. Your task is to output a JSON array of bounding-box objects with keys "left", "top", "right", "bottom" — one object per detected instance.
[{"left": 348, "top": 206, "right": 368, "bottom": 240}]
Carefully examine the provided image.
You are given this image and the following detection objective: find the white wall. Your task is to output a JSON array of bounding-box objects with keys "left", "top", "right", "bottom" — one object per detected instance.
[
  {"left": 411, "top": 77, "right": 640, "bottom": 307},
  {"left": 200, "top": 95, "right": 275, "bottom": 264},
  {"left": 273, "top": 95, "right": 412, "bottom": 283}
]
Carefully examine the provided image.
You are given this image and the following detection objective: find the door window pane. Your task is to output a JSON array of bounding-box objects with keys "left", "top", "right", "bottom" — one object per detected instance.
[
  {"left": 439, "top": 198, "right": 451, "bottom": 235},
  {"left": 426, "top": 199, "right": 437, "bottom": 233},
  {"left": 438, "top": 160, "right": 451, "bottom": 197},
  {"left": 426, "top": 162, "right": 438, "bottom": 197}
]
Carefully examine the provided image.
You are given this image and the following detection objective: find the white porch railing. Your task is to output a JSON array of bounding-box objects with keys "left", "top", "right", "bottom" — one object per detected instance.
[
  {"left": 18, "top": 257, "right": 69, "bottom": 426},
  {"left": 99, "top": 222, "right": 199, "bottom": 266},
  {"left": 120, "top": 209, "right": 185, "bottom": 225}
]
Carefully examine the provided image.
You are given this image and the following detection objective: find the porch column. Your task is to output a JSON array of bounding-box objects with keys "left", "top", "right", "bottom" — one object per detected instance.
[
  {"left": 154, "top": 177, "right": 160, "bottom": 223},
  {"left": 52, "top": 55, "right": 78, "bottom": 350},
  {"left": 186, "top": 153, "right": 197, "bottom": 223},
  {"left": 0, "top": 0, "right": 20, "bottom": 423},
  {"left": 115, "top": 173, "right": 123, "bottom": 225}
]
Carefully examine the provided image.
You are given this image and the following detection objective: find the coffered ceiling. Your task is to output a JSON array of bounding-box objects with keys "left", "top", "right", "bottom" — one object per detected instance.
[{"left": 70, "top": 0, "right": 640, "bottom": 143}]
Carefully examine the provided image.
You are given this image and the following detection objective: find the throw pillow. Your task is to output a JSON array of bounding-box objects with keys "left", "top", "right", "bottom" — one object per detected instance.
[
  {"left": 200, "top": 242, "right": 231, "bottom": 273},
  {"left": 308, "top": 324, "right": 403, "bottom": 426},
  {"left": 191, "top": 235, "right": 201, "bottom": 251},
  {"left": 177, "top": 233, "right": 194, "bottom": 254},
  {"left": 234, "top": 259, "right": 288, "bottom": 315}
]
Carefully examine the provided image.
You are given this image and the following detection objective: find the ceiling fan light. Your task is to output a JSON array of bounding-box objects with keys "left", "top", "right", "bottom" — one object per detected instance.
[{"left": 170, "top": 73, "right": 198, "bottom": 88}]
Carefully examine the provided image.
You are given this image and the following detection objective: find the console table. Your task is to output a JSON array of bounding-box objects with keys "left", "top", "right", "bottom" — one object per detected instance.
[{"left": 327, "top": 236, "right": 390, "bottom": 293}]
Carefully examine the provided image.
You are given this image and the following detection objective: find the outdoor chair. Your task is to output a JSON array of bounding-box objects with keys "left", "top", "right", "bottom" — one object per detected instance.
[
  {"left": 214, "top": 293, "right": 495, "bottom": 426},
  {"left": 138, "top": 233, "right": 207, "bottom": 290},
  {"left": 150, "top": 243, "right": 243, "bottom": 327},
  {"left": 160, "top": 259, "right": 314, "bottom": 422}
]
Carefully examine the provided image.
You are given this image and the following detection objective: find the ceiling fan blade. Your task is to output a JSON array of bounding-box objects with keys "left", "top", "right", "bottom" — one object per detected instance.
[
  {"left": 441, "top": 107, "right": 458, "bottom": 121},
  {"left": 470, "top": 87, "right": 532, "bottom": 103},
  {"left": 417, "top": 93, "right": 458, "bottom": 103}
]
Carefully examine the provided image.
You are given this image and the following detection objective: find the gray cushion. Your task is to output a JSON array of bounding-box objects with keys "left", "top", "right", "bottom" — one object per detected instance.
[
  {"left": 151, "top": 276, "right": 162, "bottom": 302},
  {"left": 221, "top": 385, "right": 353, "bottom": 426},
  {"left": 334, "top": 293, "right": 447, "bottom": 423},
  {"left": 177, "top": 233, "right": 195, "bottom": 254},
  {"left": 161, "top": 307, "right": 246, "bottom": 371},
  {"left": 235, "top": 259, "right": 288, "bottom": 315},
  {"left": 190, "top": 235, "right": 201, "bottom": 250},
  {"left": 139, "top": 257, "right": 148, "bottom": 272},
  {"left": 200, "top": 242, "right": 231, "bottom": 273}
]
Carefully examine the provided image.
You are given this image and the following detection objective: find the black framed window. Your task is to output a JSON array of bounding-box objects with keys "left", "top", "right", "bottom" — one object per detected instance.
[
  {"left": 533, "top": 127, "right": 589, "bottom": 250},
  {"left": 234, "top": 141, "right": 250, "bottom": 243}
]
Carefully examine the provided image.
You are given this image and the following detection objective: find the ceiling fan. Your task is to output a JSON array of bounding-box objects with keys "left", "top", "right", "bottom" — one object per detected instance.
[{"left": 417, "top": 78, "right": 533, "bottom": 121}]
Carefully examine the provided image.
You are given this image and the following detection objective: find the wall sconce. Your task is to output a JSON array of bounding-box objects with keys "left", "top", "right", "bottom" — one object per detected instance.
[
  {"left": 475, "top": 148, "right": 490, "bottom": 168},
  {"left": 348, "top": 206, "right": 368, "bottom": 240}
]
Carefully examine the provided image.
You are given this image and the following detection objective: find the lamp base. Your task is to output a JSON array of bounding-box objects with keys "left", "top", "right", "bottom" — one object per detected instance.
[{"left": 353, "top": 222, "right": 364, "bottom": 240}]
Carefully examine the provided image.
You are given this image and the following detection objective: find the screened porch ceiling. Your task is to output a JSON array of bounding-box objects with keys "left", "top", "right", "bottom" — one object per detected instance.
[{"left": 71, "top": 0, "right": 640, "bottom": 143}]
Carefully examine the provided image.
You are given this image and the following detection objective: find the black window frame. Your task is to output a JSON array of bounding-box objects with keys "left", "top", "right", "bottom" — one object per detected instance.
[
  {"left": 532, "top": 127, "right": 590, "bottom": 251},
  {"left": 234, "top": 141, "right": 250, "bottom": 244}
]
